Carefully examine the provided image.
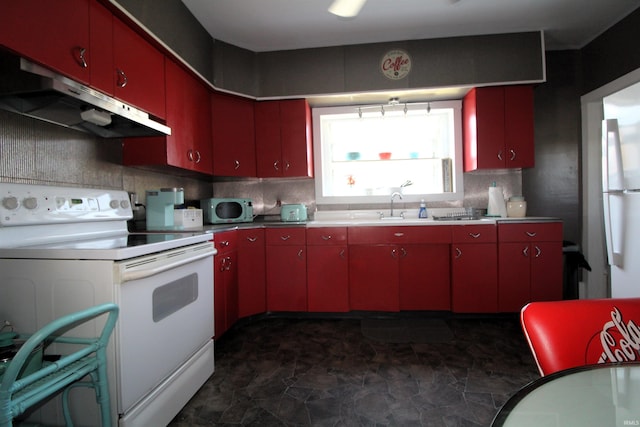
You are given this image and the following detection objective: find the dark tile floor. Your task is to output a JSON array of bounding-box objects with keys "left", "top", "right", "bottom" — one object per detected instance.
[{"left": 169, "top": 314, "right": 540, "bottom": 426}]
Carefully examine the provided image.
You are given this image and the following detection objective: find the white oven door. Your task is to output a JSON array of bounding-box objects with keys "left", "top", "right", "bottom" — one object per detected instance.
[{"left": 114, "top": 241, "right": 215, "bottom": 415}]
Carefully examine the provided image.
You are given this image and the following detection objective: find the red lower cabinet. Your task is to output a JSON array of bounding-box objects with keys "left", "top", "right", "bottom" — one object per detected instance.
[
  {"left": 266, "top": 228, "right": 307, "bottom": 312},
  {"left": 399, "top": 244, "right": 451, "bottom": 311},
  {"left": 307, "top": 228, "right": 349, "bottom": 312},
  {"left": 237, "top": 229, "right": 266, "bottom": 318},
  {"left": 498, "top": 222, "right": 563, "bottom": 312},
  {"left": 349, "top": 244, "right": 399, "bottom": 311},
  {"left": 214, "top": 231, "right": 238, "bottom": 338},
  {"left": 451, "top": 225, "right": 498, "bottom": 313}
]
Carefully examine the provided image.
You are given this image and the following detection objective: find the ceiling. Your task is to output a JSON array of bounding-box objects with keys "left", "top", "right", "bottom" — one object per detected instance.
[{"left": 181, "top": 0, "right": 639, "bottom": 53}]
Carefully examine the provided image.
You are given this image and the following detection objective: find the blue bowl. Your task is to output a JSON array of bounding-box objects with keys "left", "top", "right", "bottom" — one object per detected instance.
[{"left": 346, "top": 152, "right": 361, "bottom": 160}]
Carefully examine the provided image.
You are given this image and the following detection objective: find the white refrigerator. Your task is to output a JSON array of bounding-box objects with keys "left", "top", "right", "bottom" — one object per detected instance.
[{"left": 602, "top": 81, "right": 640, "bottom": 297}]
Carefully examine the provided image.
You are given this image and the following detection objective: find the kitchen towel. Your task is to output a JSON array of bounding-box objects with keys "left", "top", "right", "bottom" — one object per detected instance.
[{"left": 487, "top": 186, "right": 507, "bottom": 217}]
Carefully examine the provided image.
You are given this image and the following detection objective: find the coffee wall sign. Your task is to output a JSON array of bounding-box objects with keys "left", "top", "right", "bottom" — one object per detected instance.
[{"left": 380, "top": 49, "right": 411, "bottom": 80}]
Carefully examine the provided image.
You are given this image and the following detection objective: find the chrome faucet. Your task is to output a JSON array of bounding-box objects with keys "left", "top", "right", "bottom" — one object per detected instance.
[{"left": 390, "top": 191, "right": 403, "bottom": 217}]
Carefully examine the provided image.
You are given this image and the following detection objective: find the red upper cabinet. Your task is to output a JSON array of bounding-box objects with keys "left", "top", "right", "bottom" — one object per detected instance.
[
  {"left": 463, "top": 85, "right": 534, "bottom": 171},
  {"left": 211, "top": 92, "right": 257, "bottom": 177},
  {"left": 88, "top": 1, "right": 114, "bottom": 95},
  {"left": 112, "top": 18, "right": 166, "bottom": 119},
  {"left": 0, "top": 0, "right": 91, "bottom": 84},
  {"left": 255, "top": 99, "right": 313, "bottom": 178},
  {"left": 122, "top": 59, "right": 212, "bottom": 175}
]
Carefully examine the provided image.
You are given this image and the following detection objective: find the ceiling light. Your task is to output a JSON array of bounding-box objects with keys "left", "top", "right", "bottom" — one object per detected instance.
[{"left": 328, "top": 0, "right": 367, "bottom": 18}]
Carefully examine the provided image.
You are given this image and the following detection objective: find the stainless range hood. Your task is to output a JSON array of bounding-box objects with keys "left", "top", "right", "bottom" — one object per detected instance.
[{"left": 0, "top": 52, "right": 171, "bottom": 138}]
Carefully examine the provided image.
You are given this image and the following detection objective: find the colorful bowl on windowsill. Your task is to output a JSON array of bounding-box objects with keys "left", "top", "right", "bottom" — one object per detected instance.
[
  {"left": 378, "top": 152, "right": 392, "bottom": 160},
  {"left": 346, "top": 152, "right": 361, "bottom": 160}
]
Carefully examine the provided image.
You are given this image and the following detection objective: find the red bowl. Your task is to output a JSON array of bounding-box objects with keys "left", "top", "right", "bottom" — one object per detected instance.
[{"left": 378, "top": 152, "right": 392, "bottom": 160}]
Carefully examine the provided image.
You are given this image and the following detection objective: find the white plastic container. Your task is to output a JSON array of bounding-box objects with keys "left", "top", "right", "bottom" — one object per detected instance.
[{"left": 506, "top": 196, "right": 527, "bottom": 218}]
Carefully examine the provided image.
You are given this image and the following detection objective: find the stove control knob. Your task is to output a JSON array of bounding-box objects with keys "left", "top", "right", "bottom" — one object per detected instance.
[
  {"left": 120, "top": 199, "right": 130, "bottom": 209},
  {"left": 109, "top": 200, "right": 119, "bottom": 209},
  {"left": 22, "top": 197, "right": 38, "bottom": 210},
  {"left": 2, "top": 196, "right": 19, "bottom": 210}
]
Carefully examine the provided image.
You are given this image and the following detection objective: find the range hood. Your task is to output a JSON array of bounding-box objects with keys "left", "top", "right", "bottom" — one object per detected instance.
[{"left": 0, "top": 52, "right": 171, "bottom": 138}]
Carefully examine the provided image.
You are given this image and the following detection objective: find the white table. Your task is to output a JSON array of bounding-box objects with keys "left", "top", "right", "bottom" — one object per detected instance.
[{"left": 492, "top": 363, "right": 640, "bottom": 427}]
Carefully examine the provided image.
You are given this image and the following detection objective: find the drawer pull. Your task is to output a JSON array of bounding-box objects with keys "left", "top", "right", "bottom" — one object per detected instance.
[
  {"left": 246, "top": 236, "right": 258, "bottom": 242},
  {"left": 280, "top": 235, "right": 291, "bottom": 241},
  {"left": 394, "top": 232, "right": 404, "bottom": 237},
  {"left": 219, "top": 240, "right": 230, "bottom": 247},
  {"left": 321, "top": 235, "right": 332, "bottom": 240},
  {"left": 469, "top": 232, "right": 481, "bottom": 239},
  {"left": 526, "top": 231, "right": 537, "bottom": 237}
]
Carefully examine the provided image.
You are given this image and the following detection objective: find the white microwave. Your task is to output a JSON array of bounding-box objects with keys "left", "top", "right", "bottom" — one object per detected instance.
[{"left": 201, "top": 198, "right": 253, "bottom": 224}]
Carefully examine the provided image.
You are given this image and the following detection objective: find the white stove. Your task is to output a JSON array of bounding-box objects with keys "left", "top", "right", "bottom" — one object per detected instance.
[{"left": 0, "top": 183, "right": 216, "bottom": 426}]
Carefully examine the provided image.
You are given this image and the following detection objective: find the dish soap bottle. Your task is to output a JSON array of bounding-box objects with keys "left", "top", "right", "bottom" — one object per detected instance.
[{"left": 418, "top": 199, "right": 427, "bottom": 218}]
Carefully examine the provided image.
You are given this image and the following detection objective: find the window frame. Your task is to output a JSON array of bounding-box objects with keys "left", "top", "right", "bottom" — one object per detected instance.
[{"left": 312, "top": 100, "right": 464, "bottom": 205}]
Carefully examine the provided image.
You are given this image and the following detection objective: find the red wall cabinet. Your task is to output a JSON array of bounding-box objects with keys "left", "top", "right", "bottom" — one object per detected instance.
[
  {"left": 213, "top": 231, "right": 238, "bottom": 338},
  {"left": 255, "top": 99, "right": 313, "bottom": 178},
  {"left": 265, "top": 228, "right": 307, "bottom": 312},
  {"left": 463, "top": 85, "right": 534, "bottom": 171},
  {"left": 237, "top": 228, "right": 266, "bottom": 318},
  {"left": 112, "top": 18, "right": 166, "bottom": 119},
  {"left": 498, "top": 222, "right": 563, "bottom": 312},
  {"left": 0, "top": 0, "right": 91, "bottom": 85},
  {"left": 451, "top": 225, "right": 498, "bottom": 313},
  {"left": 306, "top": 227, "right": 349, "bottom": 312},
  {"left": 122, "top": 58, "right": 212, "bottom": 175},
  {"left": 212, "top": 92, "right": 257, "bottom": 177}
]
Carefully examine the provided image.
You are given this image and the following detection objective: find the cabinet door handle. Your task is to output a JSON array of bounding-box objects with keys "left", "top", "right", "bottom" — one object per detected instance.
[
  {"left": 219, "top": 240, "right": 230, "bottom": 247},
  {"left": 246, "top": 236, "right": 258, "bottom": 242},
  {"left": 76, "top": 47, "right": 88, "bottom": 68},
  {"left": 280, "top": 235, "right": 291, "bottom": 241},
  {"left": 273, "top": 160, "right": 280, "bottom": 171},
  {"left": 497, "top": 150, "right": 503, "bottom": 161},
  {"left": 510, "top": 149, "right": 516, "bottom": 161},
  {"left": 187, "top": 149, "right": 202, "bottom": 163},
  {"left": 297, "top": 249, "right": 304, "bottom": 259},
  {"left": 391, "top": 248, "right": 398, "bottom": 258},
  {"left": 454, "top": 247, "right": 462, "bottom": 259},
  {"left": 400, "top": 247, "right": 407, "bottom": 258},
  {"left": 321, "top": 235, "right": 332, "bottom": 241},
  {"left": 526, "top": 231, "right": 537, "bottom": 237},
  {"left": 226, "top": 256, "right": 232, "bottom": 271},
  {"left": 116, "top": 68, "right": 128, "bottom": 88},
  {"left": 523, "top": 246, "right": 529, "bottom": 257},
  {"left": 339, "top": 249, "right": 346, "bottom": 259},
  {"left": 234, "top": 160, "right": 240, "bottom": 170},
  {"left": 534, "top": 246, "right": 541, "bottom": 258},
  {"left": 285, "top": 161, "right": 290, "bottom": 171},
  {"left": 469, "top": 232, "right": 481, "bottom": 239}
]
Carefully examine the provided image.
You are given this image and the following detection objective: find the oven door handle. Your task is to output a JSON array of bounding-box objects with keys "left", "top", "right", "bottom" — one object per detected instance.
[{"left": 119, "top": 247, "right": 216, "bottom": 283}]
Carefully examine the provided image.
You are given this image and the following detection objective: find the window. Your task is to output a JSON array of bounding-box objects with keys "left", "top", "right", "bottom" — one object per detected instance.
[{"left": 313, "top": 100, "right": 463, "bottom": 205}]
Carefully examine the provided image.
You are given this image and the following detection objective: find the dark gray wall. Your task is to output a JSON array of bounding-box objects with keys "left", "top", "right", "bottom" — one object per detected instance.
[
  {"left": 113, "top": 0, "right": 213, "bottom": 81},
  {"left": 581, "top": 7, "right": 640, "bottom": 95},
  {"left": 525, "top": 51, "right": 582, "bottom": 244}
]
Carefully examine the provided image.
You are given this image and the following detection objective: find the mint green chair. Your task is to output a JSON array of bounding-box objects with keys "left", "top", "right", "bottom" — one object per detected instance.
[{"left": 0, "top": 303, "right": 119, "bottom": 427}]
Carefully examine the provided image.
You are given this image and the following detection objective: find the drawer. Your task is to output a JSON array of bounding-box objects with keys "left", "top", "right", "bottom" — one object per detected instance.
[
  {"left": 307, "top": 227, "right": 348, "bottom": 245},
  {"left": 451, "top": 224, "right": 497, "bottom": 243},
  {"left": 348, "top": 226, "right": 452, "bottom": 245},
  {"left": 214, "top": 230, "right": 237, "bottom": 254},
  {"left": 237, "top": 228, "right": 264, "bottom": 248},
  {"left": 498, "top": 222, "right": 563, "bottom": 242},
  {"left": 265, "top": 227, "right": 306, "bottom": 245}
]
